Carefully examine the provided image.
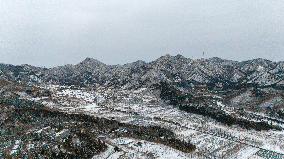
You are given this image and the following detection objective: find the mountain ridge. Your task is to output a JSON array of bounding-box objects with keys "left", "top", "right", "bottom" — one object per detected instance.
[{"left": 0, "top": 55, "right": 284, "bottom": 89}]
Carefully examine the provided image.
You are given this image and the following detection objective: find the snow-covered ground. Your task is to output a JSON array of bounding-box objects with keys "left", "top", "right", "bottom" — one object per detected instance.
[
  {"left": 229, "top": 147, "right": 259, "bottom": 159},
  {"left": 10, "top": 140, "right": 21, "bottom": 155},
  {"left": 35, "top": 85, "right": 284, "bottom": 159},
  {"left": 93, "top": 137, "right": 196, "bottom": 159}
]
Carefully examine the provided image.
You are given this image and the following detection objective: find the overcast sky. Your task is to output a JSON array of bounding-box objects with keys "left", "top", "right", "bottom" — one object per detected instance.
[{"left": 0, "top": 0, "right": 283, "bottom": 67}]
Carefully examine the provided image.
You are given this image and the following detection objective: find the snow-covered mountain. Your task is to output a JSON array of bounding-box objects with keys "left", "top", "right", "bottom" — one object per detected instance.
[
  {"left": 1, "top": 55, "right": 284, "bottom": 158},
  {"left": 1, "top": 55, "right": 284, "bottom": 88}
]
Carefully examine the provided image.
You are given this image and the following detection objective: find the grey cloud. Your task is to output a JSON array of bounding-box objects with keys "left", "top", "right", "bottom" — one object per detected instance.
[{"left": 0, "top": 0, "right": 283, "bottom": 67}]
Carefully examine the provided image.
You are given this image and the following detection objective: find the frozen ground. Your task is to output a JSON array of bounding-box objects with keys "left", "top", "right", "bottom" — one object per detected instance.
[
  {"left": 29, "top": 85, "right": 284, "bottom": 159},
  {"left": 93, "top": 137, "right": 196, "bottom": 159}
]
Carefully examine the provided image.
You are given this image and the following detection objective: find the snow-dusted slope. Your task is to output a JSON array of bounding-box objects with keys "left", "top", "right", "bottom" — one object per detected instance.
[{"left": 1, "top": 55, "right": 284, "bottom": 158}]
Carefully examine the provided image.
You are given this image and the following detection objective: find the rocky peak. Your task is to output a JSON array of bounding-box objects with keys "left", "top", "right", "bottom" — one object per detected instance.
[
  {"left": 79, "top": 58, "right": 106, "bottom": 67},
  {"left": 152, "top": 54, "right": 191, "bottom": 67}
]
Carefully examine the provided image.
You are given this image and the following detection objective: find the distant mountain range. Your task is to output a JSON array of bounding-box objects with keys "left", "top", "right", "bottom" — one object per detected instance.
[{"left": 1, "top": 54, "right": 284, "bottom": 89}]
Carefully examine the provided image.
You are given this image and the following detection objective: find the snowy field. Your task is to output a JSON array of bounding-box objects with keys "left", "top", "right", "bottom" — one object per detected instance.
[
  {"left": 93, "top": 137, "right": 196, "bottom": 159},
  {"left": 32, "top": 85, "right": 284, "bottom": 159}
]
